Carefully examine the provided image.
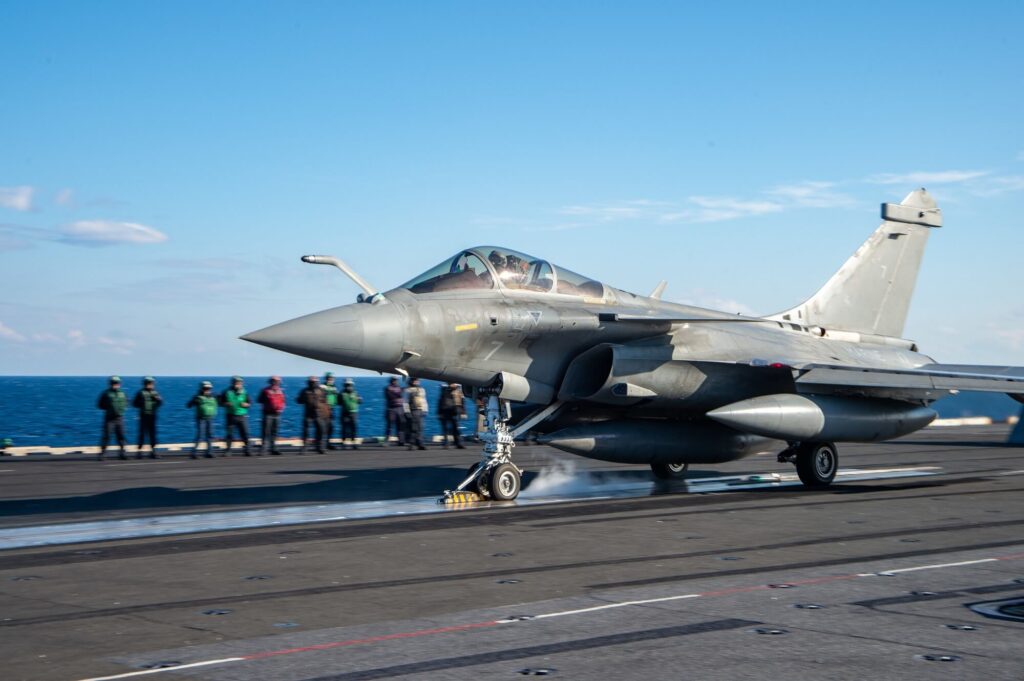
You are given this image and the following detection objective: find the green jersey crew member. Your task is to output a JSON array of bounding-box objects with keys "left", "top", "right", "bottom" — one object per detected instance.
[
  {"left": 220, "top": 376, "right": 254, "bottom": 456},
  {"left": 97, "top": 375, "right": 128, "bottom": 461},
  {"left": 323, "top": 372, "right": 339, "bottom": 449},
  {"left": 187, "top": 381, "right": 219, "bottom": 458},
  {"left": 133, "top": 376, "right": 163, "bottom": 459},
  {"left": 340, "top": 378, "right": 362, "bottom": 449}
]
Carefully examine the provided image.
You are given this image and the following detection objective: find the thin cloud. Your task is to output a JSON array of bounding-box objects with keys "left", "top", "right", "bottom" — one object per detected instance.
[
  {"left": 969, "top": 175, "right": 1024, "bottom": 197},
  {"left": 59, "top": 220, "right": 168, "bottom": 246},
  {"left": 766, "top": 181, "right": 857, "bottom": 208},
  {"left": 0, "top": 186, "right": 34, "bottom": 212},
  {"left": 0, "top": 321, "right": 26, "bottom": 342},
  {"left": 674, "top": 290, "right": 757, "bottom": 316},
  {"left": 865, "top": 170, "right": 990, "bottom": 185},
  {"left": 0, "top": 224, "right": 37, "bottom": 252},
  {"left": 54, "top": 188, "right": 75, "bottom": 207},
  {"left": 666, "top": 196, "right": 784, "bottom": 224},
  {"left": 154, "top": 256, "right": 252, "bottom": 270},
  {"left": 554, "top": 196, "right": 784, "bottom": 228},
  {"left": 97, "top": 335, "right": 137, "bottom": 355},
  {"left": 994, "top": 327, "right": 1024, "bottom": 351},
  {"left": 557, "top": 199, "right": 669, "bottom": 223}
]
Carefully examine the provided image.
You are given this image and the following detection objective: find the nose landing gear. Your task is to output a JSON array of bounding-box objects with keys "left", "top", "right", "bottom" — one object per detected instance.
[{"left": 440, "top": 392, "right": 523, "bottom": 503}]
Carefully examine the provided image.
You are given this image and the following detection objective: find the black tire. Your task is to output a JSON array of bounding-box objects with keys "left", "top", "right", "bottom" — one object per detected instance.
[
  {"left": 795, "top": 442, "right": 838, "bottom": 488},
  {"left": 651, "top": 462, "right": 689, "bottom": 480},
  {"left": 489, "top": 463, "right": 521, "bottom": 501}
]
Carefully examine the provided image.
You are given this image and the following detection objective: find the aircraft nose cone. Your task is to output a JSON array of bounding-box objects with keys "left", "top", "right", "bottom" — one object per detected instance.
[{"left": 242, "top": 303, "right": 404, "bottom": 370}]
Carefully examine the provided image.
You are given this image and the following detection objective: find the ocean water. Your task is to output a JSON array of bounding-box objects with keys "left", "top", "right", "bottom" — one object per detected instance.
[
  {"left": 0, "top": 376, "right": 469, "bottom": 447},
  {"left": 0, "top": 376, "right": 1019, "bottom": 447}
]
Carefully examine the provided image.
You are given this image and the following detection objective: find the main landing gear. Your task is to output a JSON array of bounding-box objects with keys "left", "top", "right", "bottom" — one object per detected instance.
[
  {"left": 778, "top": 441, "right": 838, "bottom": 488},
  {"left": 650, "top": 462, "right": 689, "bottom": 480},
  {"left": 441, "top": 392, "right": 523, "bottom": 503}
]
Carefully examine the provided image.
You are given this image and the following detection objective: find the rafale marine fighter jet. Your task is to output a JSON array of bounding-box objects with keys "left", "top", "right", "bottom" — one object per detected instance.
[{"left": 243, "top": 189, "right": 1024, "bottom": 502}]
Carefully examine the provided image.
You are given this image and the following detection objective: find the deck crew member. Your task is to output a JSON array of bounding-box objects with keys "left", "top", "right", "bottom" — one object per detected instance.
[
  {"left": 132, "top": 376, "right": 163, "bottom": 459},
  {"left": 258, "top": 376, "right": 286, "bottom": 455},
  {"left": 97, "top": 375, "right": 128, "bottom": 461},
  {"left": 187, "top": 381, "right": 218, "bottom": 458},
  {"left": 384, "top": 376, "right": 405, "bottom": 445},
  {"left": 438, "top": 382, "right": 467, "bottom": 449},
  {"left": 340, "top": 378, "right": 362, "bottom": 449},
  {"left": 323, "top": 371, "right": 339, "bottom": 449},
  {"left": 297, "top": 375, "right": 330, "bottom": 454},
  {"left": 405, "top": 377, "right": 428, "bottom": 451},
  {"left": 220, "top": 376, "right": 253, "bottom": 456}
]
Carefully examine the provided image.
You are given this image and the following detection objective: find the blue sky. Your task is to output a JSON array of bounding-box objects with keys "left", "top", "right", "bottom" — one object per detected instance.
[{"left": 1, "top": 1, "right": 1022, "bottom": 375}]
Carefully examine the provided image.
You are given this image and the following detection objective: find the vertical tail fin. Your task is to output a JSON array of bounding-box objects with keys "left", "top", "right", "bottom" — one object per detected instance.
[{"left": 772, "top": 188, "right": 941, "bottom": 338}]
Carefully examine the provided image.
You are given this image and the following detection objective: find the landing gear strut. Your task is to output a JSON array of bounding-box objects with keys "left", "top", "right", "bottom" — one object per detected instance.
[
  {"left": 440, "top": 392, "right": 522, "bottom": 503},
  {"left": 779, "top": 441, "right": 838, "bottom": 488}
]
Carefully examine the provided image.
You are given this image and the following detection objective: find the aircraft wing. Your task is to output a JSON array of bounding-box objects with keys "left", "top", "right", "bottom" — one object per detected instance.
[{"left": 793, "top": 363, "right": 1024, "bottom": 397}]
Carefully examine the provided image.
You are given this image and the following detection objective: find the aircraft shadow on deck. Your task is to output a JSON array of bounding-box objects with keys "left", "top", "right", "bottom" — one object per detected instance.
[
  {"left": 0, "top": 466, "right": 684, "bottom": 519},
  {"left": 0, "top": 463, "right": 951, "bottom": 521},
  {"left": 0, "top": 466, "right": 483, "bottom": 519}
]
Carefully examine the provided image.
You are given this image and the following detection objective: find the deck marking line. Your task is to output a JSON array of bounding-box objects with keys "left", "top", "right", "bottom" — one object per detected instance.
[
  {"left": 71, "top": 550, "right": 1024, "bottom": 681},
  {"left": 873, "top": 558, "right": 998, "bottom": 576},
  {"left": 521, "top": 593, "right": 701, "bottom": 621},
  {"left": 76, "top": 657, "right": 245, "bottom": 681}
]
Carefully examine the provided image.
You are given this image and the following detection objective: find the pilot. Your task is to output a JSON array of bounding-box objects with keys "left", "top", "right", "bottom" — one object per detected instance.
[
  {"left": 132, "top": 376, "right": 163, "bottom": 459},
  {"left": 384, "top": 376, "right": 405, "bottom": 445},
  {"left": 323, "top": 372, "right": 339, "bottom": 449},
  {"left": 297, "top": 375, "right": 330, "bottom": 454},
  {"left": 96, "top": 375, "right": 128, "bottom": 461},
  {"left": 487, "top": 250, "right": 507, "bottom": 273},
  {"left": 437, "top": 382, "right": 467, "bottom": 449},
  {"left": 405, "top": 377, "right": 428, "bottom": 451},
  {"left": 340, "top": 378, "right": 362, "bottom": 449},
  {"left": 220, "top": 376, "right": 254, "bottom": 456}
]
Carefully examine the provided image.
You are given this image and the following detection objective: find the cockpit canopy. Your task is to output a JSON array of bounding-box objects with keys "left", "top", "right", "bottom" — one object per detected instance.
[{"left": 400, "top": 246, "right": 606, "bottom": 298}]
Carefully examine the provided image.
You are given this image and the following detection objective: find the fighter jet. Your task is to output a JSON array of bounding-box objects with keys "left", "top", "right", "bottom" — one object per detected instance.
[{"left": 243, "top": 189, "right": 1024, "bottom": 501}]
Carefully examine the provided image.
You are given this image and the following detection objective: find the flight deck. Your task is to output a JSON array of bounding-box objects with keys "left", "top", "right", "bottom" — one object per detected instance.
[{"left": 0, "top": 426, "right": 1021, "bottom": 680}]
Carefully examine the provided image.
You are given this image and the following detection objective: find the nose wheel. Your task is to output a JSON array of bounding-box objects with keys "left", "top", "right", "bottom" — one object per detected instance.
[{"left": 488, "top": 463, "right": 522, "bottom": 500}]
